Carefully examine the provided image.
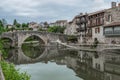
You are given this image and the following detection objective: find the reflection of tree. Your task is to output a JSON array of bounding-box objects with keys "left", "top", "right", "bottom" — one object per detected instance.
[{"left": 22, "top": 44, "right": 45, "bottom": 59}]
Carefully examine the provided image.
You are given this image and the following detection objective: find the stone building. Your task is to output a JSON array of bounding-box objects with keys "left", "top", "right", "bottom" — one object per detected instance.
[
  {"left": 80, "top": 2, "right": 120, "bottom": 44},
  {"left": 55, "top": 20, "right": 67, "bottom": 27},
  {"left": 103, "top": 2, "right": 120, "bottom": 44},
  {"left": 87, "top": 10, "right": 105, "bottom": 43},
  {"left": 64, "top": 21, "right": 78, "bottom": 35},
  {"left": 28, "top": 22, "right": 40, "bottom": 31},
  {"left": 49, "top": 20, "right": 67, "bottom": 27}
]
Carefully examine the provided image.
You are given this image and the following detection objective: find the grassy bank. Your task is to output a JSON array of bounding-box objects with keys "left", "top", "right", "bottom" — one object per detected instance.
[
  {"left": 0, "top": 61, "right": 30, "bottom": 80},
  {"left": 0, "top": 39, "right": 31, "bottom": 80}
]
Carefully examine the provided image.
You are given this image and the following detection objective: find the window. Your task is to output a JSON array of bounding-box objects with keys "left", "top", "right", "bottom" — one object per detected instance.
[
  {"left": 114, "top": 26, "right": 120, "bottom": 34},
  {"left": 104, "top": 27, "right": 112, "bottom": 32},
  {"left": 104, "top": 27, "right": 113, "bottom": 34},
  {"left": 95, "top": 27, "right": 100, "bottom": 33},
  {"left": 108, "top": 15, "right": 112, "bottom": 22}
]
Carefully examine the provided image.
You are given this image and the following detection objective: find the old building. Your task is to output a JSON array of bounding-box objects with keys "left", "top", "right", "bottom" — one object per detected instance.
[
  {"left": 64, "top": 21, "right": 78, "bottom": 35},
  {"left": 87, "top": 10, "right": 105, "bottom": 43},
  {"left": 75, "top": 13, "right": 88, "bottom": 43},
  {"left": 86, "top": 2, "right": 120, "bottom": 44},
  {"left": 28, "top": 22, "right": 40, "bottom": 31},
  {"left": 103, "top": 2, "right": 120, "bottom": 44},
  {"left": 49, "top": 20, "right": 67, "bottom": 27},
  {"left": 55, "top": 20, "right": 67, "bottom": 27},
  {"left": 7, "top": 24, "right": 13, "bottom": 29}
]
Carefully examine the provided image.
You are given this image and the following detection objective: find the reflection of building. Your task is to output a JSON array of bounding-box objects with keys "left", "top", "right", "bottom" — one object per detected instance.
[
  {"left": 92, "top": 53, "right": 105, "bottom": 71},
  {"left": 10, "top": 46, "right": 120, "bottom": 80},
  {"left": 52, "top": 50, "right": 120, "bottom": 80}
]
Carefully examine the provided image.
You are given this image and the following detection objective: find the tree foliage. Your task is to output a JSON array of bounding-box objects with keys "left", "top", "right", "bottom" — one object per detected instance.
[
  {"left": 47, "top": 26, "right": 65, "bottom": 33},
  {"left": 22, "top": 23, "right": 28, "bottom": 28},
  {"left": 13, "top": 19, "right": 17, "bottom": 26}
]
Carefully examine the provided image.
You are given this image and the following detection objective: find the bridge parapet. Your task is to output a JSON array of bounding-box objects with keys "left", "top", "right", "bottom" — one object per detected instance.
[{"left": 0, "top": 31, "right": 67, "bottom": 47}]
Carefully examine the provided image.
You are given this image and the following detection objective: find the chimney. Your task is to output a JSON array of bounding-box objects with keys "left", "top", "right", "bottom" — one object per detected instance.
[
  {"left": 118, "top": 3, "right": 120, "bottom": 7},
  {"left": 111, "top": 2, "right": 116, "bottom": 8},
  {"left": 80, "top": 13, "right": 83, "bottom": 15}
]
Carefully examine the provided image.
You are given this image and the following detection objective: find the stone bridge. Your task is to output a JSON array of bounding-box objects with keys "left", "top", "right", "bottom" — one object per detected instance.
[{"left": 0, "top": 31, "right": 67, "bottom": 47}]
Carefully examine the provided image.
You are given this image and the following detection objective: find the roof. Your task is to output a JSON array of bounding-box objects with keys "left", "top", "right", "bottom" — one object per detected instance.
[
  {"left": 75, "top": 13, "right": 87, "bottom": 18},
  {"left": 104, "top": 22, "right": 120, "bottom": 27},
  {"left": 88, "top": 10, "right": 106, "bottom": 16},
  {"left": 56, "top": 20, "right": 67, "bottom": 23}
]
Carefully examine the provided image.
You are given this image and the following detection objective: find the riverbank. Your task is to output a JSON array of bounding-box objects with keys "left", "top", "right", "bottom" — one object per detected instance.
[
  {"left": 0, "top": 51, "right": 5, "bottom": 80},
  {"left": 59, "top": 43, "right": 120, "bottom": 52},
  {"left": 0, "top": 66, "right": 5, "bottom": 80},
  {"left": 0, "top": 51, "right": 31, "bottom": 80}
]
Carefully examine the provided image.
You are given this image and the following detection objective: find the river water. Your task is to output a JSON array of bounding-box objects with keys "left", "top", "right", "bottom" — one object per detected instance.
[{"left": 6, "top": 43, "right": 120, "bottom": 80}]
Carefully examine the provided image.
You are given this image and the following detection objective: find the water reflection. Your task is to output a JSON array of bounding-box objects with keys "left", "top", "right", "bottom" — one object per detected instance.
[
  {"left": 22, "top": 43, "right": 45, "bottom": 59},
  {"left": 7, "top": 44, "right": 120, "bottom": 80}
]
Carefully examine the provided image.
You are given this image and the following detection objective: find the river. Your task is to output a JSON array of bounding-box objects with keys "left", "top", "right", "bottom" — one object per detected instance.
[{"left": 6, "top": 43, "right": 120, "bottom": 80}]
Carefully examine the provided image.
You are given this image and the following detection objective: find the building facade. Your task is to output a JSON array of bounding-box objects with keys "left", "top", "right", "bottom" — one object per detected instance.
[
  {"left": 28, "top": 22, "right": 40, "bottom": 31},
  {"left": 69, "top": 2, "right": 120, "bottom": 44},
  {"left": 49, "top": 20, "right": 67, "bottom": 27}
]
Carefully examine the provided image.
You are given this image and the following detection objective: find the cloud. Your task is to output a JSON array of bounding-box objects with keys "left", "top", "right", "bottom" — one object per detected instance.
[
  {"left": 0, "top": 0, "right": 81, "bottom": 17},
  {"left": 0, "top": 0, "right": 113, "bottom": 23}
]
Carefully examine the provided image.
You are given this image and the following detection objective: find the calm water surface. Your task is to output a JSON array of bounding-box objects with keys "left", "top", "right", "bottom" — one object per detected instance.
[{"left": 7, "top": 43, "right": 120, "bottom": 80}]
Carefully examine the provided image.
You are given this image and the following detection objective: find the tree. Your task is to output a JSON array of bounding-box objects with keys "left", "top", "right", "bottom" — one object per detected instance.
[
  {"left": 44, "top": 22, "right": 49, "bottom": 28},
  {"left": 16, "top": 23, "right": 21, "bottom": 28},
  {"left": 47, "top": 26, "right": 65, "bottom": 33},
  {"left": 0, "top": 20, "right": 6, "bottom": 34},
  {"left": 13, "top": 19, "right": 22, "bottom": 28},
  {"left": 13, "top": 19, "right": 17, "bottom": 26},
  {"left": 22, "top": 23, "right": 28, "bottom": 28},
  {"left": 2, "top": 19, "right": 7, "bottom": 28},
  {"left": 0, "top": 20, "right": 3, "bottom": 27}
]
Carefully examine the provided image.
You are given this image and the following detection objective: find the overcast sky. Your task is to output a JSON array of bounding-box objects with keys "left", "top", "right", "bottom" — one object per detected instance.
[{"left": 0, "top": 0, "right": 119, "bottom": 24}]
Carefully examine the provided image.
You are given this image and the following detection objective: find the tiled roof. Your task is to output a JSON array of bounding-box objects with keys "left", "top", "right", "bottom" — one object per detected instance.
[
  {"left": 104, "top": 22, "right": 120, "bottom": 27},
  {"left": 56, "top": 20, "right": 67, "bottom": 23},
  {"left": 88, "top": 10, "right": 106, "bottom": 16}
]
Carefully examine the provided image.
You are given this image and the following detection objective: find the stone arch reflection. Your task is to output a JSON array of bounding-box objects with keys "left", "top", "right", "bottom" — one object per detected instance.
[
  {"left": 9, "top": 47, "right": 49, "bottom": 64},
  {"left": 22, "top": 35, "right": 46, "bottom": 59}
]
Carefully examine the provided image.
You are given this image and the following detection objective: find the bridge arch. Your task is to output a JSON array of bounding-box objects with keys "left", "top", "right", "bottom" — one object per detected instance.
[
  {"left": 0, "top": 36, "right": 14, "bottom": 42},
  {"left": 0, "top": 37, "right": 15, "bottom": 47},
  {"left": 18, "top": 34, "right": 47, "bottom": 47}
]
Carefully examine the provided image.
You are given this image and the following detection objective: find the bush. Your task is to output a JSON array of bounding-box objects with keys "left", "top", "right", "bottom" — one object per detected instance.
[
  {"left": 67, "top": 35, "right": 78, "bottom": 43},
  {"left": 0, "top": 61, "right": 30, "bottom": 80},
  {"left": 47, "top": 26, "right": 65, "bottom": 33}
]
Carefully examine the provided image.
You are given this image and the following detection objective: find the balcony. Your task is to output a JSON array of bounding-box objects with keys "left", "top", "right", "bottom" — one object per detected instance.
[
  {"left": 76, "top": 27, "right": 86, "bottom": 32},
  {"left": 75, "top": 18, "right": 87, "bottom": 25}
]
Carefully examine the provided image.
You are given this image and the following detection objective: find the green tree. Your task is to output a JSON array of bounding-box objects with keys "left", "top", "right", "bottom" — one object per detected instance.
[
  {"left": 0, "top": 20, "right": 3, "bottom": 27},
  {"left": 47, "top": 26, "right": 65, "bottom": 33},
  {"left": 13, "top": 19, "right": 17, "bottom": 26},
  {"left": 22, "top": 23, "right": 28, "bottom": 28},
  {"left": 2, "top": 19, "right": 7, "bottom": 28},
  {"left": 16, "top": 23, "right": 21, "bottom": 28}
]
